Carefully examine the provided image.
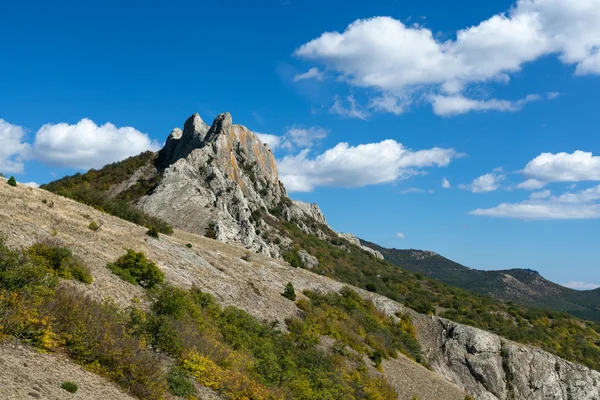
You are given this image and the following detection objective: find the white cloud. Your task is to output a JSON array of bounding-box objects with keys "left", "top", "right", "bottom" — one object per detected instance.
[
  {"left": 32, "top": 119, "right": 160, "bottom": 170},
  {"left": 400, "top": 187, "right": 434, "bottom": 194},
  {"left": 529, "top": 189, "right": 551, "bottom": 199},
  {"left": 295, "top": 1, "right": 600, "bottom": 115},
  {"left": 278, "top": 140, "right": 457, "bottom": 192},
  {"left": 282, "top": 126, "right": 328, "bottom": 149},
  {"left": 562, "top": 281, "right": 600, "bottom": 290},
  {"left": 369, "top": 94, "right": 409, "bottom": 115},
  {"left": 470, "top": 202, "right": 600, "bottom": 220},
  {"left": 330, "top": 95, "right": 369, "bottom": 119},
  {"left": 396, "top": 232, "right": 406, "bottom": 239},
  {"left": 22, "top": 182, "right": 40, "bottom": 188},
  {"left": 442, "top": 178, "right": 451, "bottom": 189},
  {"left": 0, "top": 119, "right": 31, "bottom": 174},
  {"left": 431, "top": 94, "right": 541, "bottom": 116},
  {"left": 470, "top": 184, "right": 600, "bottom": 220},
  {"left": 516, "top": 178, "right": 547, "bottom": 190},
  {"left": 463, "top": 169, "right": 505, "bottom": 193},
  {"left": 256, "top": 133, "right": 282, "bottom": 150},
  {"left": 522, "top": 151, "right": 600, "bottom": 182},
  {"left": 293, "top": 67, "right": 324, "bottom": 82}
]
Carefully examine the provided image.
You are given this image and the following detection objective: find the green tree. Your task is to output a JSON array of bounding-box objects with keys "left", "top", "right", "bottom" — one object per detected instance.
[
  {"left": 282, "top": 282, "right": 296, "bottom": 301},
  {"left": 7, "top": 176, "right": 17, "bottom": 187}
]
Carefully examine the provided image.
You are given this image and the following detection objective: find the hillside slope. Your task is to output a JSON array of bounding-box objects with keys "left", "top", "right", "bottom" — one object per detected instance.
[
  {"left": 3, "top": 174, "right": 600, "bottom": 399},
  {"left": 362, "top": 240, "right": 600, "bottom": 321}
]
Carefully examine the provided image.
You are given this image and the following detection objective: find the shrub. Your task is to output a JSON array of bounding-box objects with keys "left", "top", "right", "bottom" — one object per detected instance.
[
  {"left": 146, "top": 226, "right": 159, "bottom": 239},
  {"left": 365, "top": 283, "right": 377, "bottom": 292},
  {"left": 88, "top": 221, "right": 100, "bottom": 231},
  {"left": 205, "top": 222, "right": 217, "bottom": 239},
  {"left": 186, "top": 243, "right": 192, "bottom": 248},
  {"left": 27, "top": 241, "right": 92, "bottom": 284},
  {"left": 282, "top": 282, "right": 296, "bottom": 301},
  {"left": 241, "top": 252, "right": 251, "bottom": 262},
  {"left": 107, "top": 250, "right": 164, "bottom": 289},
  {"left": 282, "top": 249, "right": 303, "bottom": 268},
  {"left": 60, "top": 382, "right": 78, "bottom": 393},
  {"left": 7, "top": 176, "right": 17, "bottom": 186},
  {"left": 167, "top": 366, "right": 195, "bottom": 397}
]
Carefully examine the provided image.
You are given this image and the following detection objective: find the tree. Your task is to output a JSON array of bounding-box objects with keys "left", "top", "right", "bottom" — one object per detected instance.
[
  {"left": 7, "top": 176, "right": 17, "bottom": 187},
  {"left": 282, "top": 282, "right": 296, "bottom": 301}
]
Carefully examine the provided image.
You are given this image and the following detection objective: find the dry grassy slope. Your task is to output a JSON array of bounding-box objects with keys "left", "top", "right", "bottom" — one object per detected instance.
[
  {"left": 0, "top": 343, "right": 137, "bottom": 400},
  {"left": 0, "top": 181, "right": 467, "bottom": 400}
]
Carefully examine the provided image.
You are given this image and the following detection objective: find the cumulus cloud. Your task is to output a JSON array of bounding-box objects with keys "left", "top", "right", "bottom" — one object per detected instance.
[
  {"left": 21, "top": 182, "right": 40, "bottom": 188},
  {"left": 32, "top": 119, "right": 160, "bottom": 170},
  {"left": 396, "top": 232, "right": 406, "bottom": 239},
  {"left": 293, "top": 67, "right": 324, "bottom": 82},
  {"left": 256, "top": 133, "right": 282, "bottom": 150},
  {"left": 0, "top": 119, "right": 30, "bottom": 174},
  {"left": 562, "top": 281, "right": 600, "bottom": 290},
  {"left": 529, "top": 189, "right": 551, "bottom": 199},
  {"left": 431, "top": 94, "right": 541, "bottom": 116},
  {"left": 330, "top": 95, "right": 369, "bottom": 119},
  {"left": 470, "top": 184, "right": 600, "bottom": 220},
  {"left": 278, "top": 140, "right": 458, "bottom": 192},
  {"left": 442, "top": 178, "right": 451, "bottom": 189},
  {"left": 369, "top": 94, "right": 409, "bottom": 115},
  {"left": 462, "top": 169, "right": 505, "bottom": 193},
  {"left": 282, "top": 126, "right": 328, "bottom": 149},
  {"left": 522, "top": 151, "right": 600, "bottom": 182},
  {"left": 516, "top": 178, "right": 547, "bottom": 190},
  {"left": 295, "top": 1, "right": 600, "bottom": 115}
]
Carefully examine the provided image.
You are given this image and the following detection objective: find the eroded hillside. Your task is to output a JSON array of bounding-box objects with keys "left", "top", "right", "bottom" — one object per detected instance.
[{"left": 2, "top": 174, "right": 600, "bottom": 399}]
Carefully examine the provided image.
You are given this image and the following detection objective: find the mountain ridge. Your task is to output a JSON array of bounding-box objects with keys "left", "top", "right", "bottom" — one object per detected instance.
[{"left": 361, "top": 240, "right": 600, "bottom": 321}]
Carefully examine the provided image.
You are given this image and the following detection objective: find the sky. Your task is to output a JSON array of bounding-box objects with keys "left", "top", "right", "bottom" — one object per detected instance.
[{"left": 1, "top": 0, "right": 600, "bottom": 290}]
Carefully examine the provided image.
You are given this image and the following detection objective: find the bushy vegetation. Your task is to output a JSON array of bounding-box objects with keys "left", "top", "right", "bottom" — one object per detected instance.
[
  {"left": 282, "top": 282, "right": 296, "bottom": 301},
  {"left": 0, "top": 237, "right": 166, "bottom": 399},
  {"left": 27, "top": 240, "right": 93, "bottom": 284},
  {"left": 40, "top": 152, "right": 173, "bottom": 235},
  {"left": 7, "top": 176, "right": 17, "bottom": 187},
  {"left": 144, "top": 285, "right": 398, "bottom": 399},
  {"left": 265, "top": 217, "right": 600, "bottom": 371},
  {"left": 295, "top": 287, "right": 422, "bottom": 366},
  {"left": 60, "top": 381, "right": 78, "bottom": 393},
  {"left": 146, "top": 226, "right": 159, "bottom": 238},
  {"left": 107, "top": 249, "right": 164, "bottom": 289}
]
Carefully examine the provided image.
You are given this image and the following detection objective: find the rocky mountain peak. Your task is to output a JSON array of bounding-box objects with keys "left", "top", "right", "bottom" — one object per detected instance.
[{"left": 137, "top": 112, "right": 337, "bottom": 256}]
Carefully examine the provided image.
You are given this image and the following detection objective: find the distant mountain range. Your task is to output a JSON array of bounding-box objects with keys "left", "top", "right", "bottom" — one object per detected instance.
[{"left": 361, "top": 240, "right": 600, "bottom": 322}]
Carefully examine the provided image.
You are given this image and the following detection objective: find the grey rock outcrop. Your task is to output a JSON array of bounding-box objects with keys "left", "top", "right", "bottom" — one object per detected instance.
[
  {"left": 338, "top": 232, "right": 384, "bottom": 259},
  {"left": 415, "top": 318, "right": 600, "bottom": 400},
  {"left": 298, "top": 249, "right": 319, "bottom": 270},
  {"left": 137, "top": 113, "right": 335, "bottom": 257}
]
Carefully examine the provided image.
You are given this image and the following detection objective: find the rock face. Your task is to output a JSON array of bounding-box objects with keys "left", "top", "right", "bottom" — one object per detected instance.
[
  {"left": 137, "top": 113, "right": 334, "bottom": 257},
  {"left": 338, "top": 232, "right": 384, "bottom": 259},
  {"left": 416, "top": 318, "right": 600, "bottom": 400}
]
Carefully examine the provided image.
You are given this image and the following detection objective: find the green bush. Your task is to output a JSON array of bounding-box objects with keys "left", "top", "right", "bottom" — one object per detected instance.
[
  {"left": 205, "top": 222, "right": 217, "bottom": 239},
  {"left": 60, "top": 381, "right": 78, "bottom": 393},
  {"left": 7, "top": 176, "right": 17, "bottom": 187},
  {"left": 282, "top": 249, "right": 303, "bottom": 268},
  {"left": 185, "top": 243, "right": 192, "bottom": 248},
  {"left": 107, "top": 250, "right": 164, "bottom": 289},
  {"left": 27, "top": 241, "right": 92, "bottom": 284},
  {"left": 88, "top": 221, "right": 100, "bottom": 231},
  {"left": 146, "top": 226, "right": 159, "bottom": 238},
  {"left": 167, "top": 367, "right": 195, "bottom": 397},
  {"left": 282, "top": 282, "right": 296, "bottom": 301}
]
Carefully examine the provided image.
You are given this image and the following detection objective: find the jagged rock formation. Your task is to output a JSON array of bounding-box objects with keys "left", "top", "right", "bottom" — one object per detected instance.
[
  {"left": 137, "top": 113, "right": 333, "bottom": 257},
  {"left": 416, "top": 319, "right": 600, "bottom": 400},
  {"left": 338, "top": 232, "right": 384, "bottom": 259}
]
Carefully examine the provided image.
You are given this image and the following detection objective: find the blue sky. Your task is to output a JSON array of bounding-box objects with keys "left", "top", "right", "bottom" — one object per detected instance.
[{"left": 2, "top": 0, "right": 600, "bottom": 289}]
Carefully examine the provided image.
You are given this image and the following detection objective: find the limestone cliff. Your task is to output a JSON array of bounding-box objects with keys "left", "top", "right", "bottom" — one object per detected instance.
[{"left": 137, "top": 113, "right": 332, "bottom": 257}]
